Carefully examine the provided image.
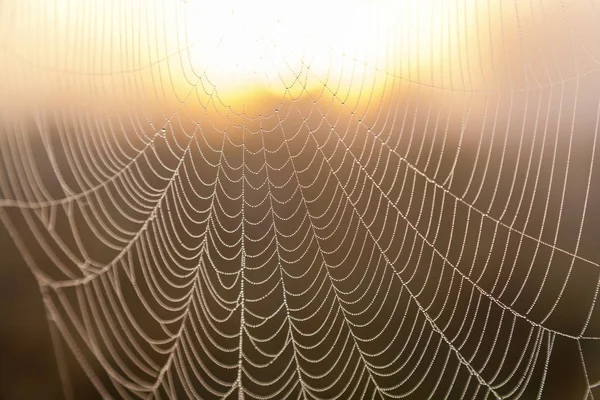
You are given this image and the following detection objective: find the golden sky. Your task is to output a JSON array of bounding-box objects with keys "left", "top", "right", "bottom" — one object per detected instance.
[{"left": 0, "top": 0, "right": 598, "bottom": 117}]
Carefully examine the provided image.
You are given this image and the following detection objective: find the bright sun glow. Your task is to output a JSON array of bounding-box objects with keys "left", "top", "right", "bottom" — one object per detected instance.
[{"left": 177, "top": 0, "right": 444, "bottom": 104}]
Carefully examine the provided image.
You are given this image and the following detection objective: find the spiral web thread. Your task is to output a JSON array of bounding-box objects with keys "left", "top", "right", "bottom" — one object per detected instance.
[{"left": 1, "top": 0, "right": 600, "bottom": 399}]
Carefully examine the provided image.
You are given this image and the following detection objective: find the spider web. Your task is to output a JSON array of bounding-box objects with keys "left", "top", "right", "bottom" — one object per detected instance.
[{"left": 1, "top": 0, "right": 600, "bottom": 399}]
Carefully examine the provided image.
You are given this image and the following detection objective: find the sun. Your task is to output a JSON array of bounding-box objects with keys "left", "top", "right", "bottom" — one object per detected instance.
[{"left": 174, "top": 0, "right": 444, "bottom": 107}]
